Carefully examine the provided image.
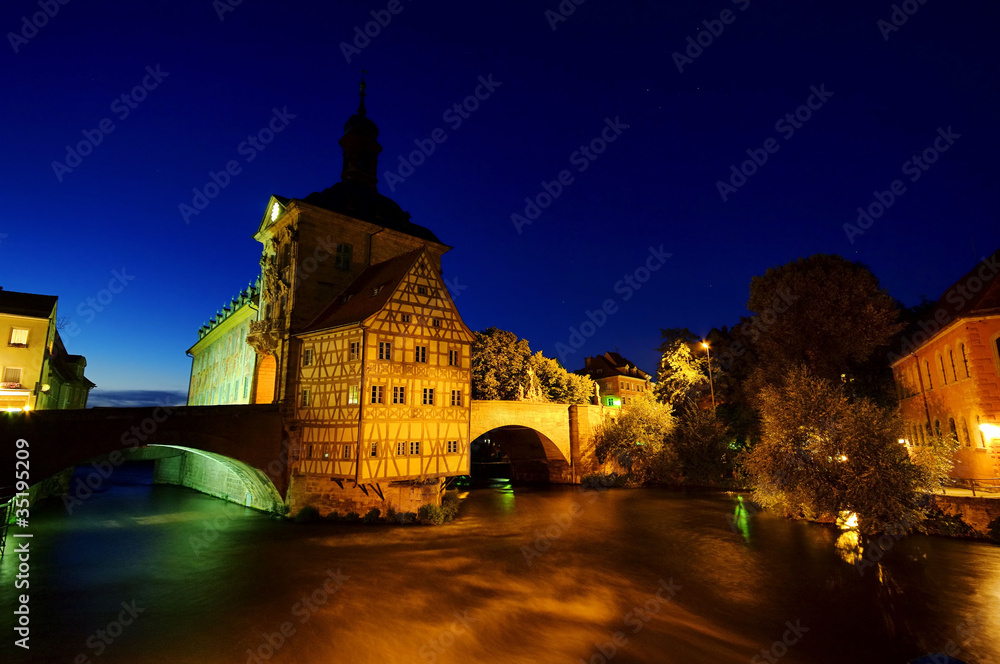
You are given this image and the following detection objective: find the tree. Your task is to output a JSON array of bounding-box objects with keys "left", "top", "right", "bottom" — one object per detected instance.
[
  {"left": 667, "top": 406, "right": 737, "bottom": 487},
  {"left": 593, "top": 392, "right": 677, "bottom": 484},
  {"left": 741, "top": 367, "right": 933, "bottom": 534},
  {"left": 471, "top": 327, "right": 531, "bottom": 400},
  {"left": 653, "top": 328, "right": 709, "bottom": 409},
  {"left": 745, "top": 254, "right": 902, "bottom": 400},
  {"left": 528, "top": 352, "right": 596, "bottom": 404}
]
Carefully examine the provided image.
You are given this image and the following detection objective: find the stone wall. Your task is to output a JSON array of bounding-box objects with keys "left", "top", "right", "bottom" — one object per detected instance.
[
  {"left": 286, "top": 474, "right": 443, "bottom": 517},
  {"left": 930, "top": 494, "right": 1000, "bottom": 533}
]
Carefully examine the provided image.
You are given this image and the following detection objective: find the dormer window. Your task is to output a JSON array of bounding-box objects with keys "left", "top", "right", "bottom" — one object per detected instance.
[{"left": 371, "top": 285, "right": 383, "bottom": 297}]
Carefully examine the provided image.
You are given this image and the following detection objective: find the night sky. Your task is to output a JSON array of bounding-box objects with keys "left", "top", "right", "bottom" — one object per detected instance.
[{"left": 3, "top": 0, "right": 998, "bottom": 404}]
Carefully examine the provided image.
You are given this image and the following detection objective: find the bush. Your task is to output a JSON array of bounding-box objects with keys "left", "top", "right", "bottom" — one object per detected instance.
[
  {"left": 581, "top": 472, "right": 626, "bottom": 490},
  {"left": 987, "top": 516, "right": 1000, "bottom": 542},
  {"left": 294, "top": 505, "right": 320, "bottom": 523},
  {"left": 400, "top": 511, "right": 417, "bottom": 525},
  {"left": 418, "top": 504, "right": 447, "bottom": 525},
  {"left": 344, "top": 511, "right": 360, "bottom": 522},
  {"left": 441, "top": 490, "right": 461, "bottom": 520},
  {"left": 324, "top": 510, "right": 342, "bottom": 522},
  {"left": 383, "top": 507, "right": 397, "bottom": 523},
  {"left": 919, "top": 508, "right": 975, "bottom": 537},
  {"left": 362, "top": 508, "right": 381, "bottom": 523}
]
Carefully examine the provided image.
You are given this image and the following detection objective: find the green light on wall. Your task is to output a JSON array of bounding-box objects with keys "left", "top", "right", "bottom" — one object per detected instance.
[{"left": 602, "top": 396, "right": 622, "bottom": 408}]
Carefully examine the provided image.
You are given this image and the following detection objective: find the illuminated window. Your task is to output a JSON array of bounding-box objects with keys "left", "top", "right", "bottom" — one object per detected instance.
[
  {"left": 396, "top": 441, "right": 406, "bottom": 456},
  {"left": 447, "top": 440, "right": 458, "bottom": 453},
  {"left": 336, "top": 244, "right": 352, "bottom": 270},
  {"left": 410, "top": 441, "right": 421, "bottom": 455},
  {"left": 243, "top": 377, "right": 249, "bottom": 398},
  {"left": 9, "top": 328, "right": 28, "bottom": 346},
  {"left": 960, "top": 344, "right": 970, "bottom": 378},
  {"left": 349, "top": 341, "right": 360, "bottom": 360},
  {"left": 393, "top": 386, "right": 405, "bottom": 404},
  {"left": 415, "top": 346, "right": 427, "bottom": 363},
  {"left": 976, "top": 416, "right": 986, "bottom": 447},
  {"left": 451, "top": 390, "right": 462, "bottom": 406},
  {"left": 379, "top": 342, "right": 392, "bottom": 360},
  {"left": 300, "top": 389, "right": 310, "bottom": 407},
  {"left": 348, "top": 385, "right": 359, "bottom": 405},
  {"left": 448, "top": 349, "right": 459, "bottom": 366},
  {"left": 2, "top": 367, "right": 21, "bottom": 385},
  {"left": 961, "top": 417, "right": 971, "bottom": 446},
  {"left": 422, "top": 388, "right": 434, "bottom": 405},
  {"left": 370, "top": 443, "right": 378, "bottom": 457},
  {"left": 303, "top": 348, "right": 313, "bottom": 366},
  {"left": 371, "top": 385, "right": 384, "bottom": 404}
]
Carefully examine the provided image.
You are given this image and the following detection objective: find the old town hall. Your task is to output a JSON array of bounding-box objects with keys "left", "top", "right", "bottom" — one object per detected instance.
[{"left": 186, "top": 82, "right": 474, "bottom": 515}]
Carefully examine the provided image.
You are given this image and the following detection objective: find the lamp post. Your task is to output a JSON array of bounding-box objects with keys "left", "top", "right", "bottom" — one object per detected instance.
[{"left": 702, "top": 341, "right": 716, "bottom": 411}]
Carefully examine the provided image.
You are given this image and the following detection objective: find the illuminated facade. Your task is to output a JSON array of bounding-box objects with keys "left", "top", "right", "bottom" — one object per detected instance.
[
  {"left": 892, "top": 248, "right": 1000, "bottom": 479},
  {"left": 187, "top": 82, "right": 473, "bottom": 514},
  {"left": 187, "top": 281, "right": 260, "bottom": 406},
  {"left": 0, "top": 289, "right": 93, "bottom": 411},
  {"left": 577, "top": 352, "right": 652, "bottom": 407}
]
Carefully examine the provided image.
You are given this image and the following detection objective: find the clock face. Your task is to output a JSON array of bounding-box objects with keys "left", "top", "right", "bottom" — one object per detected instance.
[{"left": 271, "top": 202, "right": 281, "bottom": 221}]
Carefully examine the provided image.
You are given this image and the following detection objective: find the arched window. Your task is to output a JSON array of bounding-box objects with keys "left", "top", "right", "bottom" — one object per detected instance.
[
  {"left": 925, "top": 361, "right": 933, "bottom": 390},
  {"left": 949, "top": 349, "right": 958, "bottom": 382},
  {"left": 976, "top": 415, "right": 987, "bottom": 447},
  {"left": 938, "top": 355, "right": 948, "bottom": 385},
  {"left": 960, "top": 417, "right": 971, "bottom": 447},
  {"left": 919, "top": 426, "right": 926, "bottom": 446},
  {"left": 949, "top": 418, "right": 958, "bottom": 444},
  {"left": 960, "top": 344, "right": 970, "bottom": 378},
  {"left": 934, "top": 420, "right": 942, "bottom": 441}
]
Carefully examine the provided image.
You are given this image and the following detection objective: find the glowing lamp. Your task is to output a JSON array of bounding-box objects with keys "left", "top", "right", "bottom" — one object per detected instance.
[{"left": 979, "top": 423, "right": 1000, "bottom": 440}]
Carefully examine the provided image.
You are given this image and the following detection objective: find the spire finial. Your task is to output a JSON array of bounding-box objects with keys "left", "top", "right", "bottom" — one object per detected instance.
[{"left": 358, "top": 71, "right": 368, "bottom": 116}]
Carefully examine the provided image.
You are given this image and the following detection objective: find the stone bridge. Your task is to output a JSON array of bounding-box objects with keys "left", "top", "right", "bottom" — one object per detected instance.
[{"left": 1, "top": 401, "right": 611, "bottom": 513}]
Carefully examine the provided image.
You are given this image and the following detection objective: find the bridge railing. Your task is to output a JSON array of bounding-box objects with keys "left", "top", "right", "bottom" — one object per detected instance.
[{"left": 941, "top": 477, "right": 1000, "bottom": 497}]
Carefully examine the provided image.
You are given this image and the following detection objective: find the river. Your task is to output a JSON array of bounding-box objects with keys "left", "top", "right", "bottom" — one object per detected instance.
[{"left": 2, "top": 463, "right": 998, "bottom": 664}]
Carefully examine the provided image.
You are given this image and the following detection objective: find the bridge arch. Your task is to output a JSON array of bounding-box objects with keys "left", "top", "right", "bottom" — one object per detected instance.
[{"left": 471, "top": 424, "right": 571, "bottom": 483}]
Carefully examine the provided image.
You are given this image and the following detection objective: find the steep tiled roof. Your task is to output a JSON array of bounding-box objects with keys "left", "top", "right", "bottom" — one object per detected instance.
[
  {"left": 577, "top": 352, "right": 650, "bottom": 380},
  {"left": 299, "top": 181, "right": 443, "bottom": 244},
  {"left": 0, "top": 290, "right": 57, "bottom": 319},
  {"left": 300, "top": 248, "right": 425, "bottom": 334}
]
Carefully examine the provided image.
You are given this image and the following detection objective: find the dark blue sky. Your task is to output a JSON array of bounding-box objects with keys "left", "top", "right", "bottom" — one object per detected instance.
[{"left": 2, "top": 0, "right": 998, "bottom": 402}]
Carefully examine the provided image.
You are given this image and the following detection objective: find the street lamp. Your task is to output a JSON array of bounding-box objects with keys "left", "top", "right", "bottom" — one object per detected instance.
[{"left": 701, "top": 341, "right": 716, "bottom": 410}]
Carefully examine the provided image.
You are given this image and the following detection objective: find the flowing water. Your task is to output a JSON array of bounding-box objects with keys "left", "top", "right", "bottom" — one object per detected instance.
[{"left": 2, "top": 463, "right": 999, "bottom": 664}]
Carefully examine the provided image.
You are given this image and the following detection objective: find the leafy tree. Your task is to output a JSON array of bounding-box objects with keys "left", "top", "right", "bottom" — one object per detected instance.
[
  {"left": 593, "top": 392, "right": 677, "bottom": 484},
  {"left": 741, "top": 367, "right": 933, "bottom": 534},
  {"left": 471, "top": 327, "right": 531, "bottom": 400},
  {"left": 654, "top": 328, "right": 709, "bottom": 409},
  {"left": 745, "top": 254, "right": 902, "bottom": 400},
  {"left": 528, "top": 352, "right": 596, "bottom": 404},
  {"left": 667, "top": 406, "right": 737, "bottom": 486}
]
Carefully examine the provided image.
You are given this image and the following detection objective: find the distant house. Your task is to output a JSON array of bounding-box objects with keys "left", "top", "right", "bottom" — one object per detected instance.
[
  {"left": 576, "top": 351, "right": 652, "bottom": 407},
  {"left": 0, "top": 289, "right": 94, "bottom": 411},
  {"left": 891, "top": 248, "right": 1000, "bottom": 479}
]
